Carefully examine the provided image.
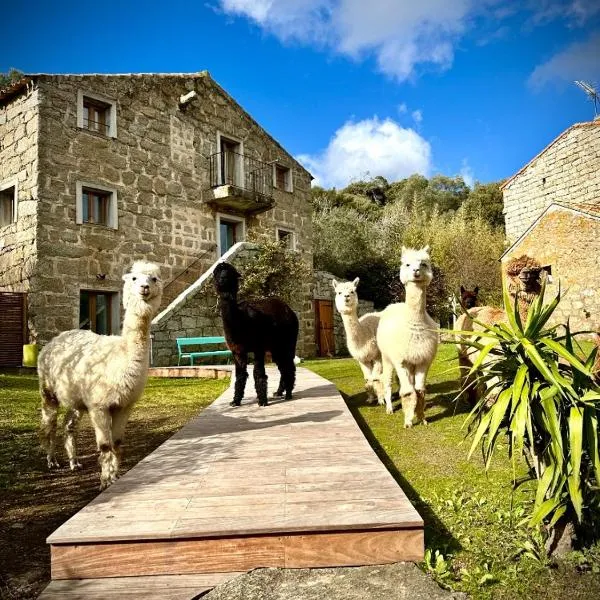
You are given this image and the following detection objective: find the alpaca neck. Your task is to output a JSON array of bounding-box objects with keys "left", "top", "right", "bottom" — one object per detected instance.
[
  {"left": 404, "top": 282, "right": 428, "bottom": 320},
  {"left": 121, "top": 305, "right": 152, "bottom": 354},
  {"left": 340, "top": 309, "right": 362, "bottom": 342},
  {"left": 219, "top": 292, "right": 242, "bottom": 338}
]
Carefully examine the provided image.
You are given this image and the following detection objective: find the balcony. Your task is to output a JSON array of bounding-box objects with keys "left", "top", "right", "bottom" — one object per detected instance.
[{"left": 207, "top": 151, "right": 275, "bottom": 215}]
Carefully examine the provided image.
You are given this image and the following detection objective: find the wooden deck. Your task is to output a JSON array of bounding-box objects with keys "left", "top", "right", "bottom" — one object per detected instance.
[{"left": 40, "top": 367, "right": 423, "bottom": 598}]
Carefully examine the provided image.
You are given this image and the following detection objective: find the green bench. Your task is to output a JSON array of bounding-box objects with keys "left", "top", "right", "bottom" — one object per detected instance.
[{"left": 176, "top": 336, "right": 232, "bottom": 366}]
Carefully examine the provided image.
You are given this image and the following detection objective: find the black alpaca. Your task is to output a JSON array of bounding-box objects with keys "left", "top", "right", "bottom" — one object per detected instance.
[
  {"left": 460, "top": 285, "right": 479, "bottom": 309},
  {"left": 213, "top": 262, "right": 299, "bottom": 407}
]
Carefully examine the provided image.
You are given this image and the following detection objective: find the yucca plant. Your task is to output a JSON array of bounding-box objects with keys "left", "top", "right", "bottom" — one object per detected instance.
[{"left": 457, "top": 278, "right": 600, "bottom": 553}]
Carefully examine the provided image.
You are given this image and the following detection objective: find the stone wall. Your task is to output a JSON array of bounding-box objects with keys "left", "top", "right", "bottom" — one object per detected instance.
[
  {"left": 502, "top": 206, "right": 600, "bottom": 335},
  {"left": 503, "top": 122, "right": 600, "bottom": 242},
  {"left": 18, "top": 73, "right": 313, "bottom": 352},
  {"left": 0, "top": 86, "right": 39, "bottom": 309},
  {"left": 313, "top": 270, "right": 375, "bottom": 356}
]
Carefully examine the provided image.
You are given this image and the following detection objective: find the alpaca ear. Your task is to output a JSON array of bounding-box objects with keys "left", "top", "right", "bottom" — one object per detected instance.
[
  {"left": 352, "top": 277, "right": 360, "bottom": 288},
  {"left": 422, "top": 245, "right": 430, "bottom": 253},
  {"left": 474, "top": 286, "right": 479, "bottom": 294},
  {"left": 460, "top": 285, "right": 465, "bottom": 293},
  {"left": 401, "top": 245, "right": 407, "bottom": 254},
  {"left": 331, "top": 279, "right": 338, "bottom": 290}
]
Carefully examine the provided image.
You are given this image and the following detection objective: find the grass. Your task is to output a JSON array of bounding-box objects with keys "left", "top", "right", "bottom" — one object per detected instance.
[
  {"left": 0, "top": 372, "right": 229, "bottom": 600},
  {"left": 303, "top": 345, "right": 600, "bottom": 600}
]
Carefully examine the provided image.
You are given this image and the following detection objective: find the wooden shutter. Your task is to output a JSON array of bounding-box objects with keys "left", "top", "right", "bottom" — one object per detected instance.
[{"left": 0, "top": 292, "right": 27, "bottom": 367}]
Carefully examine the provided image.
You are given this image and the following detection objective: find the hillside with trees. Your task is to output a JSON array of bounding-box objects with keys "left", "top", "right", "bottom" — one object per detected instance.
[{"left": 311, "top": 175, "right": 506, "bottom": 324}]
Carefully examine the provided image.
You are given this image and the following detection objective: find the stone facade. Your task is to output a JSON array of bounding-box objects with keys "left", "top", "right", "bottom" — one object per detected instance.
[
  {"left": 0, "top": 84, "right": 39, "bottom": 293},
  {"left": 313, "top": 270, "right": 375, "bottom": 356},
  {"left": 502, "top": 120, "right": 600, "bottom": 242},
  {"left": 502, "top": 205, "right": 600, "bottom": 335},
  {"left": 0, "top": 73, "right": 315, "bottom": 358}
]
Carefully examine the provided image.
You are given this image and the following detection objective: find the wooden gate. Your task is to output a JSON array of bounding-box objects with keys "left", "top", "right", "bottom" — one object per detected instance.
[
  {"left": 0, "top": 292, "right": 27, "bottom": 367},
  {"left": 314, "top": 299, "right": 335, "bottom": 357}
]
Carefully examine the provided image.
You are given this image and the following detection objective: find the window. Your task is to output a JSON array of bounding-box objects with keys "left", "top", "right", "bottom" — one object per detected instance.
[
  {"left": 76, "top": 182, "right": 118, "bottom": 228},
  {"left": 277, "top": 228, "right": 295, "bottom": 250},
  {"left": 273, "top": 164, "right": 292, "bottom": 192},
  {"left": 217, "top": 213, "right": 245, "bottom": 256},
  {"left": 217, "top": 133, "right": 243, "bottom": 186},
  {"left": 77, "top": 90, "right": 117, "bottom": 137},
  {"left": 79, "top": 290, "right": 118, "bottom": 335},
  {"left": 0, "top": 182, "right": 16, "bottom": 227}
]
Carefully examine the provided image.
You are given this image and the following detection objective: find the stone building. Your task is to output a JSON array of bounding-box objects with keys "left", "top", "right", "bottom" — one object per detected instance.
[
  {"left": 501, "top": 120, "right": 600, "bottom": 333},
  {"left": 0, "top": 72, "right": 315, "bottom": 364}
]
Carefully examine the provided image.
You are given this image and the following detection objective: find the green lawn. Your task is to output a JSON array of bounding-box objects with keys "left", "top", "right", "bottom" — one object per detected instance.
[
  {"left": 0, "top": 372, "right": 229, "bottom": 600},
  {"left": 304, "top": 345, "right": 600, "bottom": 600}
]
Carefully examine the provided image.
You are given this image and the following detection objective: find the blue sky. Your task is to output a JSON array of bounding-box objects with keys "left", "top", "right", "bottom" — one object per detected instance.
[{"left": 3, "top": 0, "right": 599, "bottom": 188}]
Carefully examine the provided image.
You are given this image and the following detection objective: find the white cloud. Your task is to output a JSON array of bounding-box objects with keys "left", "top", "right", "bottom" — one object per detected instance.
[
  {"left": 528, "top": 32, "right": 600, "bottom": 89},
  {"left": 460, "top": 159, "right": 474, "bottom": 188},
  {"left": 397, "top": 102, "right": 408, "bottom": 114},
  {"left": 296, "top": 117, "right": 432, "bottom": 188},
  {"left": 219, "top": 0, "right": 475, "bottom": 81},
  {"left": 412, "top": 109, "right": 423, "bottom": 124}
]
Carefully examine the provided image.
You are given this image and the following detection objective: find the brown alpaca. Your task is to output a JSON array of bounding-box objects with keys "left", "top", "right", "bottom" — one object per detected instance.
[
  {"left": 455, "top": 255, "right": 543, "bottom": 405},
  {"left": 460, "top": 285, "right": 479, "bottom": 309}
]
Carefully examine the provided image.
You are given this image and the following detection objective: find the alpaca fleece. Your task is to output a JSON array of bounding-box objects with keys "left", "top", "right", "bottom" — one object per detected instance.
[{"left": 38, "top": 261, "right": 163, "bottom": 489}]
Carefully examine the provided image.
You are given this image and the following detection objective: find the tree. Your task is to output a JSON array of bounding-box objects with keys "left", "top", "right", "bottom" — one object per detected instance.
[
  {"left": 462, "top": 181, "right": 505, "bottom": 230},
  {"left": 0, "top": 69, "right": 24, "bottom": 88}
]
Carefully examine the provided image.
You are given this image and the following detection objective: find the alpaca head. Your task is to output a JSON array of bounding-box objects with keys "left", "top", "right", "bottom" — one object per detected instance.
[
  {"left": 122, "top": 261, "right": 163, "bottom": 317},
  {"left": 213, "top": 262, "right": 241, "bottom": 297},
  {"left": 332, "top": 277, "right": 359, "bottom": 315},
  {"left": 460, "top": 285, "right": 479, "bottom": 309},
  {"left": 505, "top": 255, "right": 543, "bottom": 301},
  {"left": 400, "top": 246, "right": 433, "bottom": 287}
]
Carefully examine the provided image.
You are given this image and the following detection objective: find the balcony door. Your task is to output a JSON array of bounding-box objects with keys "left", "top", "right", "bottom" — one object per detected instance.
[{"left": 220, "top": 136, "right": 242, "bottom": 187}]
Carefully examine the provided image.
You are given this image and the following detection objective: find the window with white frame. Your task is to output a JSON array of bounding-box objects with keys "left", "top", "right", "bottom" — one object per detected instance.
[
  {"left": 77, "top": 90, "right": 117, "bottom": 137},
  {"left": 277, "top": 227, "right": 296, "bottom": 250},
  {"left": 217, "top": 213, "right": 245, "bottom": 256},
  {"left": 76, "top": 182, "right": 118, "bottom": 229},
  {"left": 0, "top": 180, "right": 17, "bottom": 228},
  {"left": 273, "top": 164, "right": 293, "bottom": 192}
]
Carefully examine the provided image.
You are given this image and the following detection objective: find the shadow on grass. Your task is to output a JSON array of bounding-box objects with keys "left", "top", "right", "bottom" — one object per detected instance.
[{"left": 341, "top": 389, "right": 462, "bottom": 556}]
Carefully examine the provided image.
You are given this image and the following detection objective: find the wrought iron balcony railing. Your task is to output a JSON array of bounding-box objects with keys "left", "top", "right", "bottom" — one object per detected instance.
[{"left": 208, "top": 151, "right": 273, "bottom": 199}]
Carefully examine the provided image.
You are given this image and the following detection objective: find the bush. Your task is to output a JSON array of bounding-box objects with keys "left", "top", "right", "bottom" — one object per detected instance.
[
  {"left": 237, "top": 240, "right": 310, "bottom": 304},
  {"left": 461, "top": 280, "right": 600, "bottom": 551}
]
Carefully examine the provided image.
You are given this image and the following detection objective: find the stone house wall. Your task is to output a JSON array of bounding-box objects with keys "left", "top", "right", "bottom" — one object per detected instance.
[
  {"left": 313, "top": 270, "right": 375, "bottom": 356},
  {"left": 1, "top": 73, "right": 314, "bottom": 356},
  {"left": 502, "top": 121, "right": 600, "bottom": 242},
  {"left": 0, "top": 85, "right": 39, "bottom": 295},
  {"left": 502, "top": 206, "right": 600, "bottom": 335}
]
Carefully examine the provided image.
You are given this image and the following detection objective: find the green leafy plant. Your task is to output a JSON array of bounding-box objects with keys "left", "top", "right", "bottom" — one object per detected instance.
[
  {"left": 237, "top": 240, "right": 310, "bottom": 304},
  {"left": 459, "top": 278, "right": 600, "bottom": 547},
  {"left": 423, "top": 549, "right": 453, "bottom": 588}
]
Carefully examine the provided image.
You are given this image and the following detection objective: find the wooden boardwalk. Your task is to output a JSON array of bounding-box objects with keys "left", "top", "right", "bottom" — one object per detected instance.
[{"left": 40, "top": 367, "right": 423, "bottom": 598}]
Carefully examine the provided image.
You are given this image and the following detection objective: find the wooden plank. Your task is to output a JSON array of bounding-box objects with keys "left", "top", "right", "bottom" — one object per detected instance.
[
  {"left": 284, "top": 529, "right": 424, "bottom": 567},
  {"left": 38, "top": 572, "right": 242, "bottom": 599},
  {"left": 50, "top": 529, "right": 423, "bottom": 580},
  {"left": 51, "top": 537, "right": 286, "bottom": 579}
]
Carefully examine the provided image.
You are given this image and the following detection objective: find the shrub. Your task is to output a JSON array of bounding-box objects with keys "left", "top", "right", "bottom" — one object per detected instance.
[
  {"left": 237, "top": 240, "right": 310, "bottom": 305},
  {"left": 461, "top": 280, "right": 600, "bottom": 551}
]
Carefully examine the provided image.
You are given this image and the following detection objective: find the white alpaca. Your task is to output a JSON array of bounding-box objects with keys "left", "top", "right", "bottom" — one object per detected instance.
[
  {"left": 38, "top": 261, "right": 163, "bottom": 489},
  {"left": 377, "top": 246, "right": 439, "bottom": 426},
  {"left": 332, "top": 278, "right": 383, "bottom": 404}
]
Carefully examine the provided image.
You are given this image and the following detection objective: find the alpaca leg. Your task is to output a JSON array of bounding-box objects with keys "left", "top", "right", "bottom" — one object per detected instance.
[
  {"left": 253, "top": 352, "right": 269, "bottom": 407},
  {"left": 381, "top": 355, "right": 395, "bottom": 414},
  {"left": 371, "top": 361, "right": 385, "bottom": 405},
  {"left": 281, "top": 357, "right": 296, "bottom": 400},
  {"left": 110, "top": 405, "right": 134, "bottom": 481},
  {"left": 414, "top": 366, "right": 429, "bottom": 425},
  {"left": 88, "top": 408, "right": 115, "bottom": 489},
  {"left": 397, "top": 365, "right": 417, "bottom": 428},
  {"left": 64, "top": 408, "right": 83, "bottom": 470},
  {"left": 40, "top": 389, "right": 60, "bottom": 469},
  {"left": 232, "top": 352, "right": 249, "bottom": 407},
  {"left": 272, "top": 353, "right": 286, "bottom": 397},
  {"left": 359, "top": 362, "right": 377, "bottom": 403}
]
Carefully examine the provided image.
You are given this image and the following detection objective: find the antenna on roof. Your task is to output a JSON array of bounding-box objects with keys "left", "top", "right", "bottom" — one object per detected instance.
[{"left": 574, "top": 80, "right": 599, "bottom": 119}]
